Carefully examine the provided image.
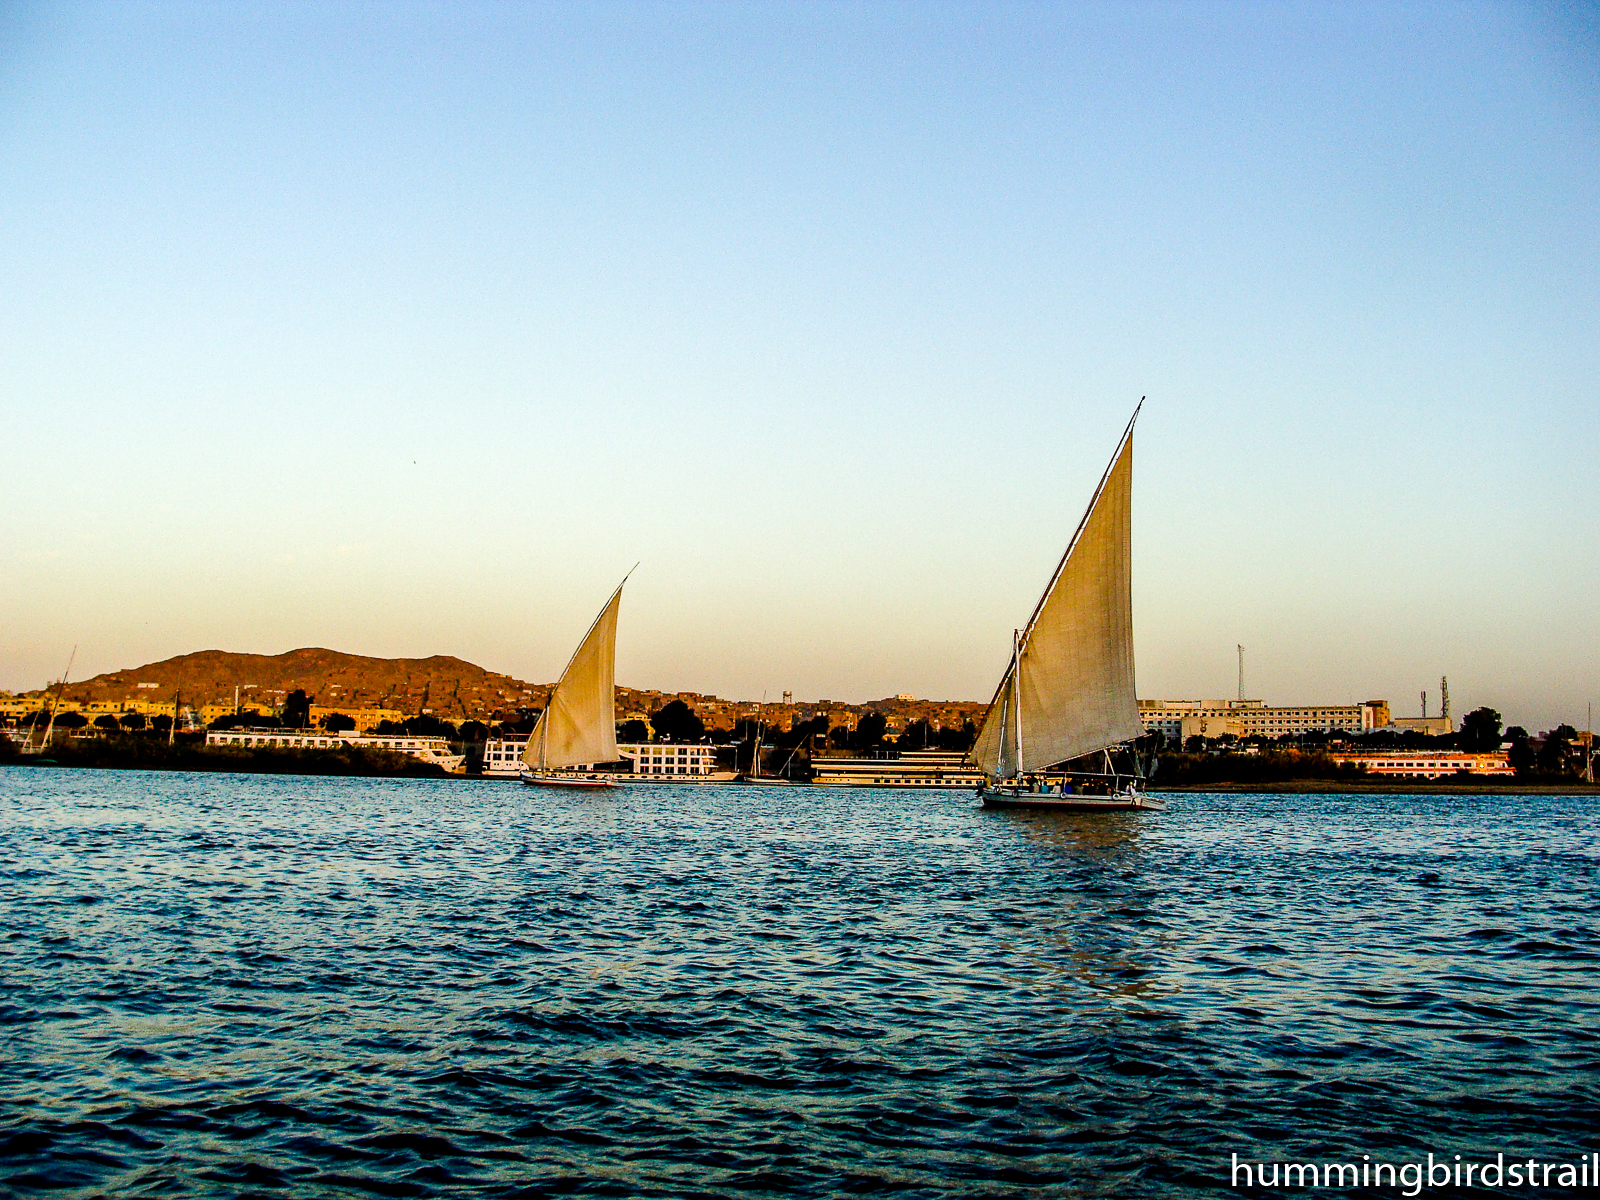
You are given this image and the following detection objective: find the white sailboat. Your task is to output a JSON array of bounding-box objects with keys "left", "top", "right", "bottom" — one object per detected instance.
[
  {"left": 17, "top": 647, "right": 76, "bottom": 757},
  {"left": 970, "top": 404, "right": 1164, "bottom": 812},
  {"left": 520, "top": 573, "right": 630, "bottom": 790},
  {"left": 739, "top": 704, "right": 798, "bottom": 785}
]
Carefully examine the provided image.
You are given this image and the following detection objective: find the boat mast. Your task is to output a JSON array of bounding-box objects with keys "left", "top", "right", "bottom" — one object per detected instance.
[
  {"left": 994, "top": 669, "right": 1009, "bottom": 783},
  {"left": 1011, "top": 629, "right": 1023, "bottom": 780},
  {"left": 538, "top": 684, "right": 551, "bottom": 770},
  {"left": 41, "top": 646, "right": 76, "bottom": 750}
]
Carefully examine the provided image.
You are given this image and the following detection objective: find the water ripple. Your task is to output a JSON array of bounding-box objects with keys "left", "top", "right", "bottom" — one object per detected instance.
[{"left": 1, "top": 770, "right": 1596, "bottom": 1196}]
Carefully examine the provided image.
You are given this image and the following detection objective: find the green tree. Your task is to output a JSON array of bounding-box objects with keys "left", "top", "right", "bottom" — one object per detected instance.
[
  {"left": 1538, "top": 725, "right": 1579, "bottom": 776},
  {"left": 119, "top": 712, "right": 145, "bottom": 732},
  {"left": 321, "top": 712, "right": 357, "bottom": 733},
  {"left": 283, "top": 689, "right": 312, "bottom": 729},
  {"left": 650, "top": 700, "right": 704, "bottom": 743},
  {"left": 210, "top": 712, "right": 279, "bottom": 731},
  {"left": 54, "top": 711, "right": 88, "bottom": 729},
  {"left": 617, "top": 719, "right": 650, "bottom": 743},
  {"left": 897, "top": 718, "right": 933, "bottom": 749},
  {"left": 496, "top": 709, "right": 540, "bottom": 736},
  {"left": 856, "top": 711, "right": 887, "bottom": 748},
  {"left": 402, "top": 714, "right": 457, "bottom": 739},
  {"left": 150, "top": 715, "right": 173, "bottom": 734},
  {"left": 94, "top": 715, "right": 120, "bottom": 733},
  {"left": 1505, "top": 726, "right": 1534, "bottom": 776},
  {"left": 936, "top": 720, "right": 978, "bottom": 752},
  {"left": 1459, "top": 707, "right": 1503, "bottom": 752}
]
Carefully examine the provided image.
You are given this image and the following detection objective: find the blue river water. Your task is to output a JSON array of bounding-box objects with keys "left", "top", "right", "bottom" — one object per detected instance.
[{"left": 1, "top": 768, "right": 1596, "bottom": 1197}]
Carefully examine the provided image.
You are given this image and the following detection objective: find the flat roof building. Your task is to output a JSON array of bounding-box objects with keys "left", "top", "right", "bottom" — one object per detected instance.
[{"left": 1139, "top": 698, "right": 1394, "bottom": 741}]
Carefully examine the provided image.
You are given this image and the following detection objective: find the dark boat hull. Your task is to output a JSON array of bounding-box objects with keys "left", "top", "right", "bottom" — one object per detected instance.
[
  {"left": 980, "top": 789, "right": 1165, "bottom": 812},
  {"left": 519, "top": 771, "right": 620, "bottom": 790}
]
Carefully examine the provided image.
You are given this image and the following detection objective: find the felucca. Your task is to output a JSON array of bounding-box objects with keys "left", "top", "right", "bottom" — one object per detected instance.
[
  {"left": 970, "top": 404, "right": 1164, "bottom": 811},
  {"left": 520, "top": 573, "right": 631, "bottom": 790}
]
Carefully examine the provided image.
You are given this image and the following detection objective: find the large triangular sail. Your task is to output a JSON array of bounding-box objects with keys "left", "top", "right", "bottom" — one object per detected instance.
[
  {"left": 970, "top": 410, "right": 1141, "bottom": 780},
  {"left": 523, "top": 577, "right": 627, "bottom": 770}
]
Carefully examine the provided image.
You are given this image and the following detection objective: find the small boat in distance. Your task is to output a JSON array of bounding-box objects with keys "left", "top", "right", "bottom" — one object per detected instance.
[
  {"left": 739, "top": 707, "right": 798, "bottom": 784},
  {"left": 521, "top": 572, "right": 632, "bottom": 790},
  {"left": 16, "top": 646, "right": 76, "bottom": 757},
  {"left": 970, "top": 403, "right": 1165, "bottom": 812}
]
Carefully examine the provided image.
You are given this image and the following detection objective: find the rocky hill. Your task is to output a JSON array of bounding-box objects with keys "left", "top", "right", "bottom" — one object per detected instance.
[
  {"left": 27, "top": 648, "right": 987, "bottom": 731},
  {"left": 56, "top": 648, "right": 546, "bottom": 722}
]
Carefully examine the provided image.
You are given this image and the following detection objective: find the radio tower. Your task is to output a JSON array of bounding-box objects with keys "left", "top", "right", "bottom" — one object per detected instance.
[
  {"left": 1237, "top": 645, "right": 1244, "bottom": 702},
  {"left": 1440, "top": 676, "right": 1450, "bottom": 725}
]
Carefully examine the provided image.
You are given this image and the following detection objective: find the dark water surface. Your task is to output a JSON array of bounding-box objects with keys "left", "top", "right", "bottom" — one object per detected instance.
[{"left": 1, "top": 769, "right": 1596, "bottom": 1197}]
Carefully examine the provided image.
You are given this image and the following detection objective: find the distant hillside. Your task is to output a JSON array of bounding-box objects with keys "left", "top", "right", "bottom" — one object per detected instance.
[
  {"left": 25, "top": 647, "right": 987, "bottom": 730},
  {"left": 57, "top": 648, "right": 547, "bottom": 722}
]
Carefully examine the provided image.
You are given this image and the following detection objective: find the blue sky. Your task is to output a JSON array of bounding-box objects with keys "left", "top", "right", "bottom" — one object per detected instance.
[{"left": 2, "top": 1, "right": 1596, "bottom": 730}]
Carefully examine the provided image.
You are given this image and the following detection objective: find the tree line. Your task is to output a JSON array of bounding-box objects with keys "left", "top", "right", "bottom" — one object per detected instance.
[{"left": 192, "top": 693, "right": 981, "bottom": 755}]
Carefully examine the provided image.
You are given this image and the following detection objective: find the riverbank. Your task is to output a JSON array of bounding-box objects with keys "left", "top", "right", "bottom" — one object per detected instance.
[
  {"left": 2, "top": 737, "right": 446, "bottom": 777},
  {"left": 1154, "top": 780, "right": 1599, "bottom": 795}
]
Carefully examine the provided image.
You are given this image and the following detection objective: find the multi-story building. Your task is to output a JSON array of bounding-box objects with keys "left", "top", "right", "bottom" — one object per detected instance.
[
  {"left": 1383, "top": 715, "right": 1454, "bottom": 737},
  {"left": 1139, "top": 698, "right": 1393, "bottom": 742},
  {"left": 306, "top": 706, "right": 408, "bottom": 732}
]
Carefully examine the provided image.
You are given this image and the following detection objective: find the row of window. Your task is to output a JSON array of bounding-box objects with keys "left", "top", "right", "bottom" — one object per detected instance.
[{"left": 209, "top": 734, "right": 431, "bottom": 750}]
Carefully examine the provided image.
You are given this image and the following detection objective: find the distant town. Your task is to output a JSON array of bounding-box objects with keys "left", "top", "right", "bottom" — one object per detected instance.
[{"left": 1, "top": 647, "right": 1594, "bottom": 786}]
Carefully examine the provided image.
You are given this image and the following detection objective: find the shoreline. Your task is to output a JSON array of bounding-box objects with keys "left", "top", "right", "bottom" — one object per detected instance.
[
  {"left": 1153, "top": 781, "right": 1599, "bottom": 796},
  {"left": 7, "top": 756, "right": 1596, "bottom": 795}
]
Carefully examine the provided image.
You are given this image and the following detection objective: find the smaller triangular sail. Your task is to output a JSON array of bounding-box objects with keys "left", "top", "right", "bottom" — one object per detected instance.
[
  {"left": 523, "top": 578, "right": 626, "bottom": 770},
  {"left": 971, "top": 409, "right": 1142, "bottom": 780},
  {"left": 988, "top": 670, "right": 1020, "bottom": 780}
]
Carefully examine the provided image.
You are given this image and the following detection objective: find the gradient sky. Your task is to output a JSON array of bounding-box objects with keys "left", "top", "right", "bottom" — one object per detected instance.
[{"left": 2, "top": 1, "right": 1596, "bottom": 731}]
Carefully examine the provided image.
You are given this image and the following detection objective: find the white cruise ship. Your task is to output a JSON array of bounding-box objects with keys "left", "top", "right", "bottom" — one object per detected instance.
[
  {"left": 481, "top": 738, "right": 735, "bottom": 782},
  {"left": 809, "top": 749, "right": 984, "bottom": 789},
  {"left": 206, "top": 729, "right": 465, "bottom": 773}
]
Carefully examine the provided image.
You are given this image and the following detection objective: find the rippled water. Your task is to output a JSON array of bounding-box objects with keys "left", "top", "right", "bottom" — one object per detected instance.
[{"left": 2, "top": 768, "right": 1596, "bottom": 1197}]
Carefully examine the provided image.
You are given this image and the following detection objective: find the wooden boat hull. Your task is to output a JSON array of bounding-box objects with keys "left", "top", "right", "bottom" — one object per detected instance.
[
  {"left": 981, "top": 789, "right": 1166, "bottom": 812},
  {"left": 519, "top": 771, "right": 620, "bottom": 790}
]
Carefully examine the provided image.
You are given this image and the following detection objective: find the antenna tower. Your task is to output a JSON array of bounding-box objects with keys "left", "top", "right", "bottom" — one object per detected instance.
[
  {"left": 1421, "top": 689, "right": 1427, "bottom": 718},
  {"left": 1237, "top": 645, "right": 1244, "bottom": 702},
  {"left": 1440, "top": 676, "right": 1449, "bottom": 723}
]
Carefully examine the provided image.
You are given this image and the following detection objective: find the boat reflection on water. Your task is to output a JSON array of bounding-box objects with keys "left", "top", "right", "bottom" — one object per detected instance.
[
  {"left": 985, "top": 806, "right": 1149, "bottom": 854},
  {"left": 984, "top": 806, "right": 1176, "bottom": 1001}
]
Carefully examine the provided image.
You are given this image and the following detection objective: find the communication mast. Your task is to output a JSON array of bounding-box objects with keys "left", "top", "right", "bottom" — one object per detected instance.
[
  {"left": 1237, "top": 645, "right": 1244, "bottom": 702},
  {"left": 1440, "top": 676, "right": 1450, "bottom": 723}
]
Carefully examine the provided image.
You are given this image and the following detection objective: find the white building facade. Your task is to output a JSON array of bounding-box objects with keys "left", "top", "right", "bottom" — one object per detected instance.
[{"left": 1139, "top": 699, "right": 1395, "bottom": 742}]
